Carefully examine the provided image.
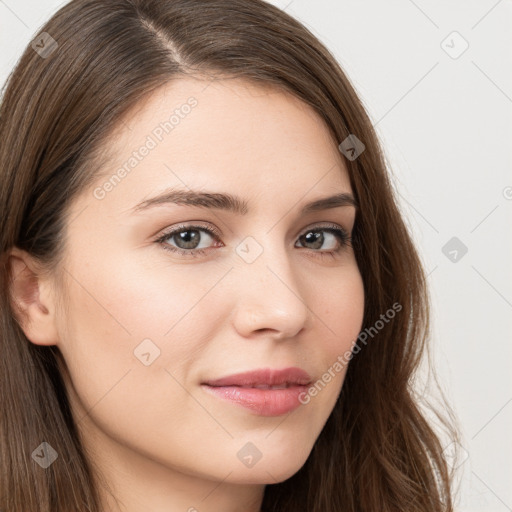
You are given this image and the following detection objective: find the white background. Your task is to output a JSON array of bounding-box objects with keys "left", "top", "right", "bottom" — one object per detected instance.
[{"left": 1, "top": 1, "right": 511, "bottom": 510}]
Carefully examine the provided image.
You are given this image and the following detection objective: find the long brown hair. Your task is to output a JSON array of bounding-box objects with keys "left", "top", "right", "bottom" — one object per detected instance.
[{"left": 0, "top": 0, "right": 459, "bottom": 510}]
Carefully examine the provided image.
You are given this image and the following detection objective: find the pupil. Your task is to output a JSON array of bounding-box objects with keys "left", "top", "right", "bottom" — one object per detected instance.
[
  {"left": 177, "top": 230, "right": 199, "bottom": 249},
  {"left": 304, "top": 231, "right": 323, "bottom": 249}
]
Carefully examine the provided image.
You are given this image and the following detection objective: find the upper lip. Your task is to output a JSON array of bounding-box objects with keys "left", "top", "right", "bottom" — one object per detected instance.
[{"left": 202, "top": 367, "right": 312, "bottom": 387}]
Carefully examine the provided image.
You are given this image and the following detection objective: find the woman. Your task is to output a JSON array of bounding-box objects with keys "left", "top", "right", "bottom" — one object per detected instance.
[{"left": 0, "top": 0, "right": 459, "bottom": 510}]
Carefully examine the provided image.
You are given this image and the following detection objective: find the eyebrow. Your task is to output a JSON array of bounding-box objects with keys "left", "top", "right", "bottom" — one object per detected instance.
[{"left": 130, "top": 189, "right": 358, "bottom": 215}]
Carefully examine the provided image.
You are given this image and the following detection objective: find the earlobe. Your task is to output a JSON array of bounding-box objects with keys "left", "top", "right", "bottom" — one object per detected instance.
[{"left": 7, "top": 247, "right": 59, "bottom": 346}]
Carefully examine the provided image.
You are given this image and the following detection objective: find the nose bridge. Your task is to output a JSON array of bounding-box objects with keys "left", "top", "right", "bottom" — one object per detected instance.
[{"left": 230, "top": 233, "right": 309, "bottom": 338}]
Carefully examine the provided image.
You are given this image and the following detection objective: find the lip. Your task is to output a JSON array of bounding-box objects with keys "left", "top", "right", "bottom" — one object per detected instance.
[
  {"left": 202, "top": 367, "right": 312, "bottom": 387},
  {"left": 201, "top": 367, "right": 312, "bottom": 416},
  {"left": 201, "top": 384, "right": 310, "bottom": 416}
]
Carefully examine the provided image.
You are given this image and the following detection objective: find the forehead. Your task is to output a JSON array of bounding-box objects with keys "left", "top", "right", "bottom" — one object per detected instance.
[{"left": 84, "top": 77, "right": 352, "bottom": 216}]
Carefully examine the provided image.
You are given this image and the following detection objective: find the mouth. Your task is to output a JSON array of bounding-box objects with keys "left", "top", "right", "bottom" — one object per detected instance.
[{"left": 200, "top": 367, "right": 312, "bottom": 416}]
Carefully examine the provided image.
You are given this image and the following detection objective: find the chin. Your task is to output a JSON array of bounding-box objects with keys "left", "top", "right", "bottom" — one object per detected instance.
[{"left": 229, "top": 454, "right": 310, "bottom": 485}]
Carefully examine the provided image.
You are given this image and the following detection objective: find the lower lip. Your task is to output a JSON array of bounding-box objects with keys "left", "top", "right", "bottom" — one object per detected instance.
[{"left": 201, "top": 384, "right": 310, "bottom": 416}]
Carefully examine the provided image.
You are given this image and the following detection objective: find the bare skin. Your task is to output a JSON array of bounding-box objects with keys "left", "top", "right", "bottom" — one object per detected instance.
[{"left": 8, "top": 77, "right": 365, "bottom": 512}]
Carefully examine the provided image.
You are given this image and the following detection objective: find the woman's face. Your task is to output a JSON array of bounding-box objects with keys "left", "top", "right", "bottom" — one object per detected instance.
[{"left": 52, "top": 77, "right": 364, "bottom": 504}]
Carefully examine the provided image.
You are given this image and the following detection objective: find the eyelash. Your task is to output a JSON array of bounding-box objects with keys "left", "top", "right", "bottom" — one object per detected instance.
[{"left": 154, "top": 223, "right": 353, "bottom": 260}]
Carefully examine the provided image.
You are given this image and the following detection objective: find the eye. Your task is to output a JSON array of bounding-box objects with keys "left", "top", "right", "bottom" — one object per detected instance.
[
  {"left": 155, "top": 223, "right": 221, "bottom": 258},
  {"left": 295, "top": 225, "right": 351, "bottom": 255},
  {"left": 154, "top": 222, "right": 352, "bottom": 259}
]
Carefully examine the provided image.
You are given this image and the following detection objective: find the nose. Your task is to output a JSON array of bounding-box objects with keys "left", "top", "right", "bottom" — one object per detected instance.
[{"left": 230, "top": 242, "right": 310, "bottom": 341}]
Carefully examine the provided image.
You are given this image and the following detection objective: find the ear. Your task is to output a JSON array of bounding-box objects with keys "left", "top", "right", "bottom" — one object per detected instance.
[{"left": 7, "top": 247, "right": 59, "bottom": 346}]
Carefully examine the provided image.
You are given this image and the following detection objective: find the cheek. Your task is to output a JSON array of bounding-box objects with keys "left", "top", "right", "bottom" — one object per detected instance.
[
  {"left": 55, "top": 255, "right": 222, "bottom": 457},
  {"left": 319, "top": 263, "right": 365, "bottom": 346},
  {"left": 57, "top": 251, "right": 226, "bottom": 396},
  {"left": 310, "top": 265, "right": 365, "bottom": 391}
]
